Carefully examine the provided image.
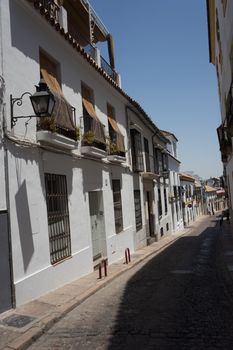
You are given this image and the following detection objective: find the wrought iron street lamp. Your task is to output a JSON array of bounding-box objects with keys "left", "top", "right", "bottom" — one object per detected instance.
[{"left": 11, "top": 79, "right": 55, "bottom": 128}]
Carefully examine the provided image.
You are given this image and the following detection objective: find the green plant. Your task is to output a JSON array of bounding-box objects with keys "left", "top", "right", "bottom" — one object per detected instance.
[
  {"left": 109, "top": 141, "right": 118, "bottom": 155},
  {"left": 75, "top": 126, "right": 80, "bottom": 141},
  {"left": 40, "top": 117, "right": 57, "bottom": 132},
  {"left": 82, "top": 130, "right": 95, "bottom": 145}
]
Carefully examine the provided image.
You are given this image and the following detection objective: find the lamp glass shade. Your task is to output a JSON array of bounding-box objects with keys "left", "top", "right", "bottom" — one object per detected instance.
[{"left": 30, "top": 88, "right": 55, "bottom": 117}]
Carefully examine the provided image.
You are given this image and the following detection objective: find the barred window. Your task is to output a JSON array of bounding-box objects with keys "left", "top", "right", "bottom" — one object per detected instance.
[
  {"left": 112, "top": 180, "right": 123, "bottom": 233},
  {"left": 130, "top": 129, "right": 144, "bottom": 172},
  {"left": 144, "top": 137, "right": 150, "bottom": 172},
  {"left": 154, "top": 148, "right": 163, "bottom": 174},
  {"left": 158, "top": 187, "right": 162, "bottom": 217},
  {"left": 44, "top": 173, "right": 71, "bottom": 264},
  {"left": 134, "top": 190, "right": 142, "bottom": 231},
  {"left": 164, "top": 188, "right": 168, "bottom": 214}
]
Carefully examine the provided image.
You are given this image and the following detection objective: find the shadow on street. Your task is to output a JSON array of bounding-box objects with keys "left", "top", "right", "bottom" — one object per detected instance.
[{"left": 108, "top": 218, "right": 233, "bottom": 350}]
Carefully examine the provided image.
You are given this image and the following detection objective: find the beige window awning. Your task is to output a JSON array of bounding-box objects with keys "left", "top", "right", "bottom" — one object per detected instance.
[
  {"left": 81, "top": 84, "right": 106, "bottom": 145},
  {"left": 107, "top": 104, "right": 125, "bottom": 153},
  {"left": 39, "top": 51, "right": 75, "bottom": 132}
]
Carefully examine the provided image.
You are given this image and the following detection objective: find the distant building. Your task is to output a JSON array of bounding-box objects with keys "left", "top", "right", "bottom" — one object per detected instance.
[
  {"left": 161, "top": 130, "right": 184, "bottom": 233},
  {"left": 180, "top": 173, "right": 196, "bottom": 226}
]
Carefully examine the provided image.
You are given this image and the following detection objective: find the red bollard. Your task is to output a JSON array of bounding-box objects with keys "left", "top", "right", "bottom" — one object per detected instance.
[
  {"left": 98, "top": 259, "right": 108, "bottom": 279},
  {"left": 127, "top": 248, "right": 131, "bottom": 263},
  {"left": 125, "top": 249, "right": 128, "bottom": 264},
  {"left": 98, "top": 262, "right": 102, "bottom": 279},
  {"left": 125, "top": 248, "right": 131, "bottom": 264},
  {"left": 103, "top": 259, "right": 108, "bottom": 277}
]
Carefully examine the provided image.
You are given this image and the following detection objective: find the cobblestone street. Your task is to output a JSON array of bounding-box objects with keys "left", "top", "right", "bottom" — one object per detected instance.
[{"left": 28, "top": 216, "right": 233, "bottom": 350}]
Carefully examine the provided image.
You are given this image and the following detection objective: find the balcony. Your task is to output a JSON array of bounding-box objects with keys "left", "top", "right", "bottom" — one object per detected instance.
[
  {"left": 36, "top": 105, "right": 79, "bottom": 150},
  {"left": 142, "top": 155, "right": 157, "bottom": 180},
  {"left": 81, "top": 119, "right": 107, "bottom": 159},
  {"left": 81, "top": 145, "right": 107, "bottom": 158},
  {"left": 107, "top": 134, "right": 126, "bottom": 164},
  {"left": 100, "top": 56, "right": 117, "bottom": 82}
]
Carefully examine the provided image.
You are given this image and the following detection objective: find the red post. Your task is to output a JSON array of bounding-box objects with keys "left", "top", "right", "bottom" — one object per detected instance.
[
  {"left": 125, "top": 249, "right": 129, "bottom": 264},
  {"left": 103, "top": 259, "right": 108, "bottom": 277},
  {"left": 98, "top": 263, "right": 102, "bottom": 279},
  {"left": 127, "top": 248, "right": 131, "bottom": 263}
]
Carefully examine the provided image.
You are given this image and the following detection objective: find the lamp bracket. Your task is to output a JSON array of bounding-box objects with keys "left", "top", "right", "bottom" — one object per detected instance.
[{"left": 10, "top": 92, "right": 35, "bottom": 128}]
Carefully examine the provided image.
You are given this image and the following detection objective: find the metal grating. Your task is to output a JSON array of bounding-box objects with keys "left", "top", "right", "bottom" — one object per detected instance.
[
  {"left": 134, "top": 190, "right": 142, "bottom": 231},
  {"left": 44, "top": 173, "right": 71, "bottom": 264},
  {"left": 112, "top": 180, "right": 123, "bottom": 234},
  {"left": 0, "top": 314, "right": 35, "bottom": 328}
]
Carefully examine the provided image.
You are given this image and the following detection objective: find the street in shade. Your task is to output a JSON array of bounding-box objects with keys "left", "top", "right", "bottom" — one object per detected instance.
[{"left": 27, "top": 215, "right": 233, "bottom": 350}]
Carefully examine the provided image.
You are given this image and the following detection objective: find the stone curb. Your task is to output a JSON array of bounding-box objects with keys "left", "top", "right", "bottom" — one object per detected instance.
[{"left": 7, "top": 219, "right": 204, "bottom": 350}]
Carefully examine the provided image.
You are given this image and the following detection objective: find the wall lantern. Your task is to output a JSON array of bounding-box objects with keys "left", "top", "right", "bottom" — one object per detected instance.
[{"left": 11, "top": 79, "right": 55, "bottom": 128}]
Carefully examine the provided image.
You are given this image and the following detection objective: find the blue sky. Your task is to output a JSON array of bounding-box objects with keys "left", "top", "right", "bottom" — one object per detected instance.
[{"left": 90, "top": 0, "right": 222, "bottom": 179}]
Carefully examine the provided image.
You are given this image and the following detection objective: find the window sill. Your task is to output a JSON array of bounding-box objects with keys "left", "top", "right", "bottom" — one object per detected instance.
[
  {"left": 81, "top": 145, "right": 107, "bottom": 159},
  {"left": 141, "top": 172, "right": 158, "bottom": 180},
  {"left": 107, "top": 155, "right": 126, "bottom": 163},
  {"left": 37, "top": 131, "right": 78, "bottom": 150}
]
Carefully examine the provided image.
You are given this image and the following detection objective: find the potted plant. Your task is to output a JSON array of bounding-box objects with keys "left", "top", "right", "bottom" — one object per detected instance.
[{"left": 82, "top": 130, "right": 95, "bottom": 145}]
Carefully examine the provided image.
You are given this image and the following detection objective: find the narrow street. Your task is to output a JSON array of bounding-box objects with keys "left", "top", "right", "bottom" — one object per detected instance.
[{"left": 28, "top": 216, "right": 233, "bottom": 350}]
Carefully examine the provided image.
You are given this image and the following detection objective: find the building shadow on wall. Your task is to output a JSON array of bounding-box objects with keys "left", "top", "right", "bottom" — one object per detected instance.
[
  {"left": 15, "top": 179, "right": 34, "bottom": 272},
  {"left": 107, "top": 220, "right": 232, "bottom": 349}
]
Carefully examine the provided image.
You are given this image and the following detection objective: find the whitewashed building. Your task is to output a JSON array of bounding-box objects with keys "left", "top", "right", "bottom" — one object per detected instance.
[
  {"left": 161, "top": 130, "right": 184, "bottom": 233},
  {"left": 207, "top": 0, "right": 233, "bottom": 225},
  {"left": 180, "top": 173, "right": 196, "bottom": 227},
  {"left": 0, "top": 0, "right": 173, "bottom": 312}
]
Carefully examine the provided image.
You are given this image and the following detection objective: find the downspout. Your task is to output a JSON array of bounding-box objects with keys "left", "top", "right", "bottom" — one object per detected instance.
[{"left": 0, "top": 1, "right": 16, "bottom": 308}]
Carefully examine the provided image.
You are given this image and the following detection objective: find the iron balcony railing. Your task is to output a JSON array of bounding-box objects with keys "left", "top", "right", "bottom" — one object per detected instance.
[
  {"left": 100, "top": 56, "right": 117, "bottom": 81},
  {"left": 37, "top": 106, "right": 77, "bottom": 141}
]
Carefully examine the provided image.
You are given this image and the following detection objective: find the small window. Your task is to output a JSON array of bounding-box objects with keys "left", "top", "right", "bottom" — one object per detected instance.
[
  {"left": 160, "top": 227, "right": 164, "bottom": 237},
  {"left": 158, "top": 187, "right": 162, "bottom": 217},
  {"left": 154, "top": 148, "right": 163, "bottom": 174},
  {"left": 134, "top": 190, "right": 142, "bottom": 231},
  {"left": 44, "top": 173, "right": 71, "bottom": 265},
  {"left": 144, "top": 138, "right": 150, "bottom": 172},
  {"left": 107, "top": 103, "right": 125, "bottom": 156},
  {"left": 176, "top": 202, "right": 179, "bottom": 221},
  {"left": 39, "top": 51, "right": 77, "bottom": 140},
  {"left": 39, "top": 50, "right": 61, "bottom": 92},
  {"left": 164, "top": 188, "right": 168, "bottom": 214},
  {"left": 166, "top": 223, "right": 169, "bottom": 231},
  {"left": 130, "top": 129, "right": 144, "bottom": 172},
  {"left": 112, "top": 180, "right": 123, "bottom": 233},
  {"left": 162, "top": 153, "right": 168, "bottom": 172},
  {"left": 81, "top": 83, "right": 106, "bottom": 148}
]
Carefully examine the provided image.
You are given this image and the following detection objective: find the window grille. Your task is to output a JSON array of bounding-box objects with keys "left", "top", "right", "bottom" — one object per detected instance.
[
  {"left": 130, "top": 129, "right": 144, "bottom": 172},
  {"left": 158, "top": 187, "right": 162, "bottom": 217},
  {"left": 134, "top": 190, "right": 142, "bottom": 231},
  {"left": 164, "top": 188, "right": 168, "bottom": 214},
  {"left": 144, "top": 138, "right": 150, "bottom": 172},
  {"left": 154, "top": 148, "right": 163, "bottom": 174},
  {"left": 112, "top": 180, "right": 123, "bottom": 233},
  {"left": 44, "top": 173, "right": 71, "bottom": 264}
]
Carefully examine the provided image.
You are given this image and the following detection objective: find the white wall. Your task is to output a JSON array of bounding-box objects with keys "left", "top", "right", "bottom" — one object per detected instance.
[{"left": 1, "top": 0, "right": 138, "bottom": 305}]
